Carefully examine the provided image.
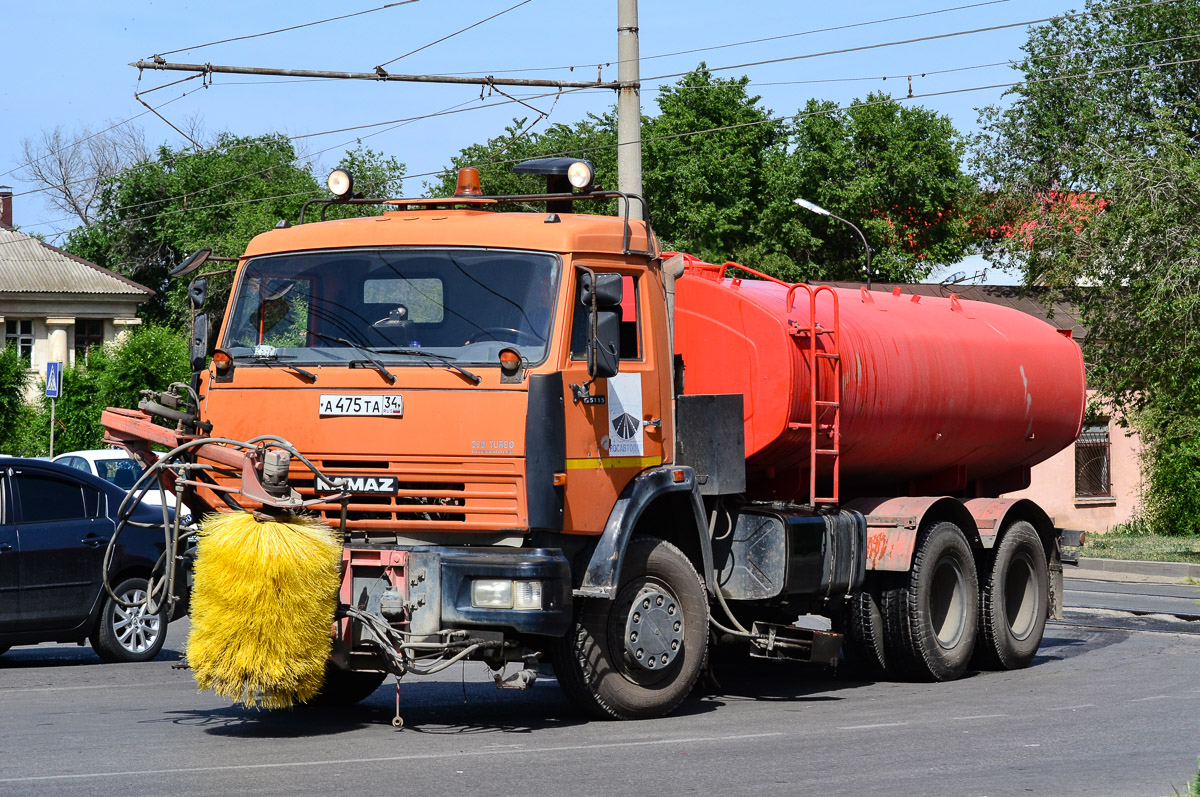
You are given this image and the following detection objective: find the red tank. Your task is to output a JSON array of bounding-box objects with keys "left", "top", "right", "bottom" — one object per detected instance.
[{"left": 673, "top": 258, "right": 1086, "bottom": 500}]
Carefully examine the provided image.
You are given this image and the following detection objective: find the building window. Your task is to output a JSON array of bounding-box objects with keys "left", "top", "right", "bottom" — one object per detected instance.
[
  {"left": 75, "top": 319, "right": 105, "bottom": 364},
  {"left": 4, "top": 319, "right": 33, "bottom": 363},
  {"left": 1075, "top": 422, "right": 1112, "bottom": 498}
]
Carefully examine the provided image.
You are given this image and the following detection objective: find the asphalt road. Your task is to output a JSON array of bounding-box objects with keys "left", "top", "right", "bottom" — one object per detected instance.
[{"left": 1, "top": 573, "right": 1197, "bottom": 797}]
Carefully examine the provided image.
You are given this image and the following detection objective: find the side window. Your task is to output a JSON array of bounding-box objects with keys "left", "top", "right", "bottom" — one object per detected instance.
[
  {"left": 64, "top": 457, "right": 89, "bottom": 473},
  {"left": 15, "top": 473, "right": 87, "bottom": 523},
  {"left": 570, "top": 274, "right": 640, "bottom": 360},
  {"left": 83, "top": 485, "right": 104, "bottom": 519}
]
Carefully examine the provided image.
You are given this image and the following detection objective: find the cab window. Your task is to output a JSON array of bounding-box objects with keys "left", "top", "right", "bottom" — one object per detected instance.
[{"left": 570, "top": 274, "right": 640, "bottom": 361}]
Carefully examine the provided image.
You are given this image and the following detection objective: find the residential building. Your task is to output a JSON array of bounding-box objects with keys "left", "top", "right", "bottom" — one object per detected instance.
[{"left": 0, "top": 187, "right": 153, "bottom": 398}]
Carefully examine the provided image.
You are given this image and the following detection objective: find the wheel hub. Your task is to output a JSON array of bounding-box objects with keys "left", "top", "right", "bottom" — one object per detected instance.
[{"left": 624, "top": 586, "right": 684, "bottom": 671}]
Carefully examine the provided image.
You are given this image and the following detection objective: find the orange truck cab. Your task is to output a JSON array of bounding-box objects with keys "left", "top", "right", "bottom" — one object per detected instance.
[{"left": 103, "top": 158, "right": 1081, "bottom": 720}]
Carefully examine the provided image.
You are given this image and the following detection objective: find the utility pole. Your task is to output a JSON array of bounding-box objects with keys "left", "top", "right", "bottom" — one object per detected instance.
[{"left": 616, "top": 0, "right": 643, "bottom": 218}]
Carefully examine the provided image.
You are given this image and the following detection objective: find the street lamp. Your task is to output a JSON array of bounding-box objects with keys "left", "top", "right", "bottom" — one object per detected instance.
[{"left": 794, "top": 198, "right": 873, "bottom": 288}]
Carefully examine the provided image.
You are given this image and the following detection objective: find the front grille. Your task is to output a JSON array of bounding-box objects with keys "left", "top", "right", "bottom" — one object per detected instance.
[{"left": 294, "top": 458, "right": 522, "bottom": 531}]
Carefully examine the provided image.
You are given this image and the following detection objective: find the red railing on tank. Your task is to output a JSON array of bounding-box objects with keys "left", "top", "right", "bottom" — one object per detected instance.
[{"left": 681, "top": 256, "right": 842, "bottom": 507}]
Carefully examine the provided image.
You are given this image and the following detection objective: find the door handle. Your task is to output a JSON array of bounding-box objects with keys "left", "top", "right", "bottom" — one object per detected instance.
[
  {"left": 80, "top": 537, "right": 103, "bottom": 548},
  {"left": 0, "top": 543, "right": 11, "bottom": 552}
]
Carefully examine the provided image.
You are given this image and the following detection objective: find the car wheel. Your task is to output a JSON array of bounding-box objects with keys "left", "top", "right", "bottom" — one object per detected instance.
[{"left": 90, "top": 577, "right": 167, "bottom": 663}]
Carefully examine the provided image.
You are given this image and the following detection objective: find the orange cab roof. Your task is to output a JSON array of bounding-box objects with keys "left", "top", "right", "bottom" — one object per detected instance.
[{"left": 242, "top": 208, "right": 654, "bottom": 260}]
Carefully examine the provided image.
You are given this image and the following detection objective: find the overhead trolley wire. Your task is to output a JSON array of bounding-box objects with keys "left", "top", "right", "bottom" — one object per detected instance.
[
  {"left": 638, "top": 0, "right": 1189, "bottom": 84},
  {"left": 375, "top": 0, "right": 534, "bottom": 70},
  {"left": 6, "top": 53, "right": 1195, "bottom": 242},
  {"left": 151, "top": 1, "right": 420, "bottom": 59},
  {"left": 434, "top": 0, "right": 1017, "bottom": 77}
]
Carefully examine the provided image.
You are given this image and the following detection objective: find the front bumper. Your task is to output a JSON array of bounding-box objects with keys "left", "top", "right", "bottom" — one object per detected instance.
[{"left": 341, "top": 545, "right": 572, "bottom": 641}]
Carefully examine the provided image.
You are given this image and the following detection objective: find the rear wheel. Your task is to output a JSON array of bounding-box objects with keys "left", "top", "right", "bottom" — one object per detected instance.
[
  {"left": 91, "top": 577, "right": 167, "bottom": 663},
  {"left": 976, "top": 522, "right": 1048, "bottom": 670},
  {"left": 882, "top": 522, "right": 979, "bottom": 681},
  {"left": 842, "top": 590, "right": 889, "bottom": 677},
  {"left": 552, "top": 537, "right": 709, "bottom": 720}
]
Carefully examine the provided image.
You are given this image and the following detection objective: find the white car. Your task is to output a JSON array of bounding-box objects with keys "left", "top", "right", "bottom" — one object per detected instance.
[{"left": 52, "top": 449, "right": 194, "bottom": 527}]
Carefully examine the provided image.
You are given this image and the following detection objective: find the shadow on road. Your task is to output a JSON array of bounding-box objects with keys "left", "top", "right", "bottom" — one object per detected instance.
[{"left": 0, "top": 645, "right": 184, "bottom": 669}]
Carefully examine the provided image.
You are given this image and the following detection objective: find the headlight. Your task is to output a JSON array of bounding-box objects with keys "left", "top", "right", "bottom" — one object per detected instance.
[{"left": 471, "top": 579, "right": 543, "bottom": 610}]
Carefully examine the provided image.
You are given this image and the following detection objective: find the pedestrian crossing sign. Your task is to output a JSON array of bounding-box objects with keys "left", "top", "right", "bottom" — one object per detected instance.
[{"left": 45, "top": 361, "right": 61, "bottom": 398}]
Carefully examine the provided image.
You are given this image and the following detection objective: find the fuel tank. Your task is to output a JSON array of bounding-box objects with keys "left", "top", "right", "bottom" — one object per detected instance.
[{"left": 673, "top": 261, "right": 1086, "bottom": 498}]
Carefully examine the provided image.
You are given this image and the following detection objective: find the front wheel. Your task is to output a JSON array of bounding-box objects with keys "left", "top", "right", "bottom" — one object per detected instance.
[
  {"left": 976, "top": 522, "right": 1049, "bottom": 670},
  {"left": 90, "top": 577, "right": 167, "bottom": 663},
  {"left": 306, "top": 666, "right": 388, "bottom": 706},
  {"left": 552, "top": 537, "right": 709, "bottom": 720}
]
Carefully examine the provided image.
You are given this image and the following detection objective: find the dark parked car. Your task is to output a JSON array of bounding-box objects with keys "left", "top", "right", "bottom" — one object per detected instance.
[{"left": 0, "top": 458, "right": 184, "bottom": 662}]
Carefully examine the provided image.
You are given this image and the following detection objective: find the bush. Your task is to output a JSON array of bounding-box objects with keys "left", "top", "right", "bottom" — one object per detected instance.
[
  {"left": 0, "top": 344, "right": 32, "bottom": 453},
  {"left": 1136, "top": 408, "right": 1200, "bottom": 537},
  {"left": 16, "top": 325, "right": 190, "bottom": 455}
]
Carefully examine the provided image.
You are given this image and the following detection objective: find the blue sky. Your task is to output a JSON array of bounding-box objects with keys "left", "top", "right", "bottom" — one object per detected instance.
[{"left": 0, "top": 0, "right": 1076, "bottom": 282}]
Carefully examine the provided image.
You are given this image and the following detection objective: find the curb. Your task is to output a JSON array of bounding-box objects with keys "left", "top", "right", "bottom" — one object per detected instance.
[{"left": 1073, "top": 557, "right": 1200, "bottom": 580}]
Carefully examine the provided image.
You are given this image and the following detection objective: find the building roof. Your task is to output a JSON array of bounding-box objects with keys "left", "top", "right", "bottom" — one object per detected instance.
[
  {"left": 0, "top": 226, "right": 153, "bottom": 296},
  {"left": 818, "top": 280, "right": 1085, "bottom": 338}
]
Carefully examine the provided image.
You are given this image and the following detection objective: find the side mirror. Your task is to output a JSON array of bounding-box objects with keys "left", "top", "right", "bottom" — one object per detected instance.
[
  {"left": 170, "top": 248, "right": 212, "bottom": 279},
  {"left": 581, "top": 272, "right": 622, "bottom": 380},
  {"left": 189, "top": 277, "right": 208, "bottom": 312},
  {"left": 191, "top": 312, "right": 209, "bottom": 372}
]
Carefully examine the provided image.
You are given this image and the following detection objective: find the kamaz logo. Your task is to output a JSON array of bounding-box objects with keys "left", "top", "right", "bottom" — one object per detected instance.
[{"left": 315, "top": 475, "right": 399, "bottom": 495}]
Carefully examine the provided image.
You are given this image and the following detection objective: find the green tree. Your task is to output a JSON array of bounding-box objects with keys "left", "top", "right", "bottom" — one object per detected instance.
[
  {"left": 642, "top": 68, "right": 782, "bottom": 263},
  {"left": 426, "top": 113, "right": 618, "bottom": 206},
  {"left": 63, "top": 136, "right": 405, "bottom": 328},
  {"left": 756, "top": 93, "right": 977, "bottom": 283},
  {"left": 431, "top": 69, "right": 976, "bottom": 282},
  {"left": 0, "top": 345, "right": 32, "bottom": 453},
  {"left": 972, "top": 1, "right": 1200, "bottom": 536},
  {"left": 21, "top": 326, "right": 192, "bottom": 455}
]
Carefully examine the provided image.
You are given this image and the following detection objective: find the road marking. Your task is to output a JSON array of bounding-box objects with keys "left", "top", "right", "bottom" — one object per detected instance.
[
  {"left": 837, "top": 722, "right": 907, "bottom": 730},
  {"left": 1128, "top": 695, "right": 1171, "bottom": 703},
  {"left": 951, "top": 714, "right": 1007, "bottom": 720},
  {"left": 0, "top": 732, "right": 785, "bottom": 783},
  {"left": 1046, "top": 704, "right": 1096, "bottom": 711},
  {"left": 0, "top": 682, "right": 182, "bottom": 695}
]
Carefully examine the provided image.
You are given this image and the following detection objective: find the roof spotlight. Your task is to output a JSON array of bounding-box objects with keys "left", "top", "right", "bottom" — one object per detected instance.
[
  {"left": 567, "top": 161, "right": 594, "bottom": 190},
  {"left": 327, "top": 169, "right": 354, "bottom": 199}
]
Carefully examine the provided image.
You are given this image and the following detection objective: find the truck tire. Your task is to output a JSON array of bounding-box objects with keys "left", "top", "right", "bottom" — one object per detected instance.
[
  {"left": 307, "top": 666, "right": 387, "bottom": 706},
  {"left": 843, "top": 591, "right": 889, "bottom": 677},
  {"left": 881, "top": 522, "right": 979, "bottom": 681},
  {"left": 976, "top": 521, "right": 1048, "bottom": 670},
  {"left": 552, "top": 537, "right": 709, "bottom": 720}
]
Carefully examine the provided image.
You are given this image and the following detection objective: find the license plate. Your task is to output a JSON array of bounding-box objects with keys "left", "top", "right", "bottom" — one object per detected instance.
[{"left": 318, "top": 394, "right": 403, "bottom": 417}]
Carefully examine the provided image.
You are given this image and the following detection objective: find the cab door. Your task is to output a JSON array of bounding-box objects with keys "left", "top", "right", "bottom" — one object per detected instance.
[{"left": 560, "top": 266, "right": 668, "bottom": 533}]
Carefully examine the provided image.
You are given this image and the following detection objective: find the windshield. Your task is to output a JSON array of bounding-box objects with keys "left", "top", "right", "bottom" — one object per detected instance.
[{"left": 222, "top": 248, "right": 561, "bottom": 366}]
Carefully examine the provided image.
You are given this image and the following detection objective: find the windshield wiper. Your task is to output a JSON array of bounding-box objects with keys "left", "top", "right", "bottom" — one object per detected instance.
[
  {"left": 232, "top": 349, "right": 318, "bottom": 382},
  {"left": 376, "top": 348, "right": 481, "bottom": 385},
  {"left": 310, "top": 332, "right": 396, "bottom": 385}
]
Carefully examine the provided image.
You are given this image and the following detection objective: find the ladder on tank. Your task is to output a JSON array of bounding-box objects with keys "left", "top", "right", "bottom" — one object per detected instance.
[
  {"left": 716, "top": 260, "right": 842, "bottom": 507},
  {"left": 785, "top": 283, "right": 842, "bottom": 507}
]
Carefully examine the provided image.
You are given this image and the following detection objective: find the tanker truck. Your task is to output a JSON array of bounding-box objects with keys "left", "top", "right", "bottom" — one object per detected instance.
[{"left": 102, "top": 158, "right": 1085, "bottom": 720}]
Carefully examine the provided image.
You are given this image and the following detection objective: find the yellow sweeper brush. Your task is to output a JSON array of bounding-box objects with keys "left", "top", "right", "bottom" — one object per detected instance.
[{"left": 187, "top": 511, "right": 343, "bottom": 708}]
